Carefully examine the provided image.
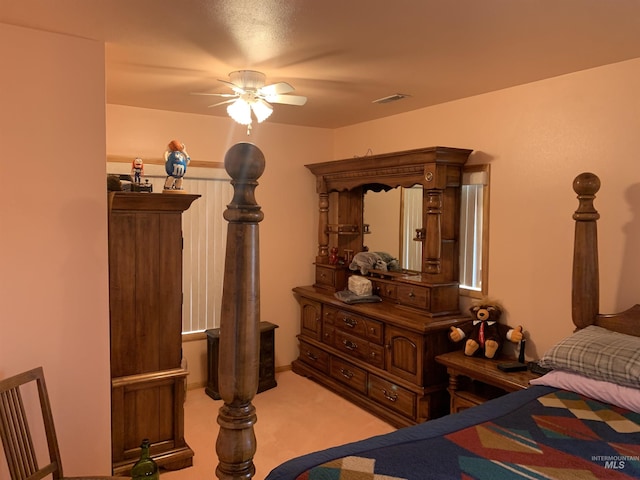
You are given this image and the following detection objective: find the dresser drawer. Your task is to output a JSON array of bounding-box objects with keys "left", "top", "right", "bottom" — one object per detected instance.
[
  {"left": 334, "top": 329, "right": 367, "bottom": 361},
  {"left": 397, "top": 284, "right": 430, "bottom": 309},
  {"left": 335, "top": 310, "right": 383, "bottom": 344},
  {"left": 330, "top": 357, "right": 367, "bottom": 394},
  {"left": 372, "top": 280, "right": 397, "bottom": 300},
  {"left": 322, "top": 324, "right": 335, "bottom": 345},
  {"left": 323, "top": 305, "right": 339, "bottom": 325},
  {"left": 322, "top": 306, "right": 338, "bottom": 345},
  {"left": 368, "top": 343, "right": 385, "bottom": 369},
  {"left": 333, "top": 330, "right": 385, "bottom": 368},
  {"left": 314, "top": 265, "right": 347, "bottom": 291},
  {"left": 368, "top": 374, "right": 416, "bottom": 418},
  {"left": 298, "top": 339, "right": 330, "bottom": 374}
]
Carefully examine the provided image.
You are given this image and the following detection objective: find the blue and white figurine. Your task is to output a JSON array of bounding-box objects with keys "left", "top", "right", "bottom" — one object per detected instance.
[{"left": 164, "top": 140, "right": 191, "bottom": 191}]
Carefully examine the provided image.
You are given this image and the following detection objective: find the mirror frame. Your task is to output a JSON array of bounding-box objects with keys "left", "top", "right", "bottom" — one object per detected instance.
[{"left": 306, "top": 146, "right": 472, "bottom": 284}]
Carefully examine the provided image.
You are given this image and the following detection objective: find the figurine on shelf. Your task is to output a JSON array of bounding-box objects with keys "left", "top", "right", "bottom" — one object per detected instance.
[
  {"left": 163, "top": 140, "right": 191, "bottom": 191},
  {"left": 131, "top": 157, "right": 144, "bottom": 183},
  {"left": 329, "top": 247, "right": 339, "bottom": 265}
]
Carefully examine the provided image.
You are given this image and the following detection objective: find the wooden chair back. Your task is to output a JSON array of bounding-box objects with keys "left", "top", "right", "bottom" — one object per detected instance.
[{"left": 0, "top": 366, "right": 120, "bottom": 480}]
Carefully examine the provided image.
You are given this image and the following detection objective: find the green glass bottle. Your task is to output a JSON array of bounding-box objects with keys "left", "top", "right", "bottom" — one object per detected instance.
[{"left": 131, "top": 439, "right": 159, "bottom": 480}]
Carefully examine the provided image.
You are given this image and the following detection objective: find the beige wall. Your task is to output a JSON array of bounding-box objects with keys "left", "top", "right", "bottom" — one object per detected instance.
[
  {"left": 0, "top": 24, "right": 111, "bottom": 475},
  {"left": 334, "top": 57, "right": 640, "bottom": 359}
]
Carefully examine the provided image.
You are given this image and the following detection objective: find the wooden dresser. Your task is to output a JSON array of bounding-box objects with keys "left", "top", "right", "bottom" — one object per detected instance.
[
  {"left": 293, "top": 286, "right": 469, "bottom": 427},
  {"left": 292, "top": 147, "right": 473, "bottom": 428},
  {"left": 108, "top": 192, "right": 199, "bottom": 474}
]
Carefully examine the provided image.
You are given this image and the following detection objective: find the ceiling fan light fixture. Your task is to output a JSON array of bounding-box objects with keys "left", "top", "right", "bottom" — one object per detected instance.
[
  {"left": 251, "top": 98, "right": 273, "bottom": 123},
  {"left": 227, "top": 98, "right": 252, "bottom": 125},
  {"left": 196, "top": 70, "right": 306, "bottom": 132}
]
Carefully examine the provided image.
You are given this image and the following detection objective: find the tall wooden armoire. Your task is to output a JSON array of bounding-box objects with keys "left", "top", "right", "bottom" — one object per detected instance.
[{"left": 108, "top": 192, "right": 199, "bottom": 475}]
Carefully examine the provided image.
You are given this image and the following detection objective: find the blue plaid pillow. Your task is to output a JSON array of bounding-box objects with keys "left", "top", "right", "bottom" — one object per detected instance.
[{"left": 539, "top": 325, "right": 640, "bottom": 389}]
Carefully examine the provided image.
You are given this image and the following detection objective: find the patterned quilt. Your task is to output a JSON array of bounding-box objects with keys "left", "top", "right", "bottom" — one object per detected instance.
[{"left": 266, "top": 387, "right": 640, "bottom": 480}]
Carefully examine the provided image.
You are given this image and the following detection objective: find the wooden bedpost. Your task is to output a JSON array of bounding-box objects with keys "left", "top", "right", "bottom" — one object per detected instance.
[
  {"left": 572, "top": 172, "right": 601, "bottom": 330},
  {"left": 216, "top": 143, "right": 265, "bottom": 480}
]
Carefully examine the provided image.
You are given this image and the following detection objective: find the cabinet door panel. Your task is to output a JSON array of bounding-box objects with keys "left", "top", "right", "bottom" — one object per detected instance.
[
  {"left": 299, "top": 298, "right": 322, "bottom": 340},
  {"left": 110, "top": 211, "right": 183, "bottom": 377},
  {"left": 385, "top": 326, "right": 424, "bottom": 385}
]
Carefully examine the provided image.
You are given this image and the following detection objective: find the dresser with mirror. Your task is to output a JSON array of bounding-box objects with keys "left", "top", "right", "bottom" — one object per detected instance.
[{"left": 292, "top": 146, "right": 473, "bottom": 427}]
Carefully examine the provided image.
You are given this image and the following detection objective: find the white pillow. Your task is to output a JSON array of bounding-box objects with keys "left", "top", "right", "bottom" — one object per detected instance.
[{"left": 530, "top": 369, "right": 640, "bottom": 413}]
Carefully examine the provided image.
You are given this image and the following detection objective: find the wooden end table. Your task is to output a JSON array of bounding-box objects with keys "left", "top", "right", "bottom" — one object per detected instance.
[{"left": 435, "top": 350, "right": 541, "bottom": 414}]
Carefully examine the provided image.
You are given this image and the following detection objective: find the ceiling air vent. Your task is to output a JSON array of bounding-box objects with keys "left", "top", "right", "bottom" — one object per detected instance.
[{"left": 372, "top": 93, "right": 411, "bottom": 104}]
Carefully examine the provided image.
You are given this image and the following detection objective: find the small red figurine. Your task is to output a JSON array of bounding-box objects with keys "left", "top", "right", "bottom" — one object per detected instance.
[{"left": 329, "top": 247, "right": 339, "bottom": 265}]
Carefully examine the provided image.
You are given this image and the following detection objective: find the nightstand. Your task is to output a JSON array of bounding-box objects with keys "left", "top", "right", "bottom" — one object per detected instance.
[
  {"left": 205, "top": 321, "right": 278, "bottom": 400},
  {"left": 435, "top": 350, "right": 541, "bottom": 414}
]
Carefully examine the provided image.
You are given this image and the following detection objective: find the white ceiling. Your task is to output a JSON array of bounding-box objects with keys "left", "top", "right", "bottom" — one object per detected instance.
[{"left": 3, "top": 0, "right": 640, "bottom": 129}]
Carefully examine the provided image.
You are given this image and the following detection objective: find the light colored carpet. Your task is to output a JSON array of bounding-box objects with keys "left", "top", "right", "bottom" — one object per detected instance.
[{"left": 162, "top": 370, "right": 396, "bottom": 479}]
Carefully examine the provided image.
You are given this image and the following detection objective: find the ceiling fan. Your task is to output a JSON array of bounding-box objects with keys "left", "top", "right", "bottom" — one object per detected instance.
[{"left": 193, "top": 70, "right": 307, "bottom": 133}]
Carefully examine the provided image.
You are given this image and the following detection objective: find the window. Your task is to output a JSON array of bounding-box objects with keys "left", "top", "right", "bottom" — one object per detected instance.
[
  {"left": 181, "top": 175, "right": 232, "bottom": 334},
  {"left": 459, "top": 165, "right": 489, "bottom": 297}
]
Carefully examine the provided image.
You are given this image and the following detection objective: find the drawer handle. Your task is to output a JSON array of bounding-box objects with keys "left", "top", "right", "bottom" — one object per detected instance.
[
  {"left": 343, "top": 339, "right": 358, "bottom": 351},
  {"left": 408, "top": 291, "right": 415, "bottom": 298},
  {"left": 343, "top": 317, "right": 358, "bottom": 328},
  {"left": 319, "top": 272, "right": 326, "bottom": 278},
  {"left": 340, "top": 368, "right": 354, "bottom": 379},
  {"left": 305, "top": 350, "right": 318, "bottom": 361},
  {"left": 382, "top": 389, "right": 398, "bottom": 402}
]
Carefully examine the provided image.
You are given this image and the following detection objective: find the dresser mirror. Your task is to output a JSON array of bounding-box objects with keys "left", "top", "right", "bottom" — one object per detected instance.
[{"left": 363, "top": 185, "right": 423, "bottom": 272}]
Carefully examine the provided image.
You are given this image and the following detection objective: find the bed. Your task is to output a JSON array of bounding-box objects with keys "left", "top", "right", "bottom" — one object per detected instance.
[{"left": 260, "top": 171, "right": 640, "bottom": 480}]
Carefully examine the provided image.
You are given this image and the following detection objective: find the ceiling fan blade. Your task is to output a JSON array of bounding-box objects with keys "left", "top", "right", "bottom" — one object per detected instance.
[
  {"left": 264, "top": 94, "right": 307, "bottom": 106},
  {"left": 207, "top": 99, "right": 236, "bottom": 108},
  {"left": 218, "top": 79, "right": 246, "bottom": 94},
  {"left": 191, "top": 92, "right": 238, "bottom": 98},
  {"left": 259, "top": 82, "right": 294, "bottom": 96}
]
